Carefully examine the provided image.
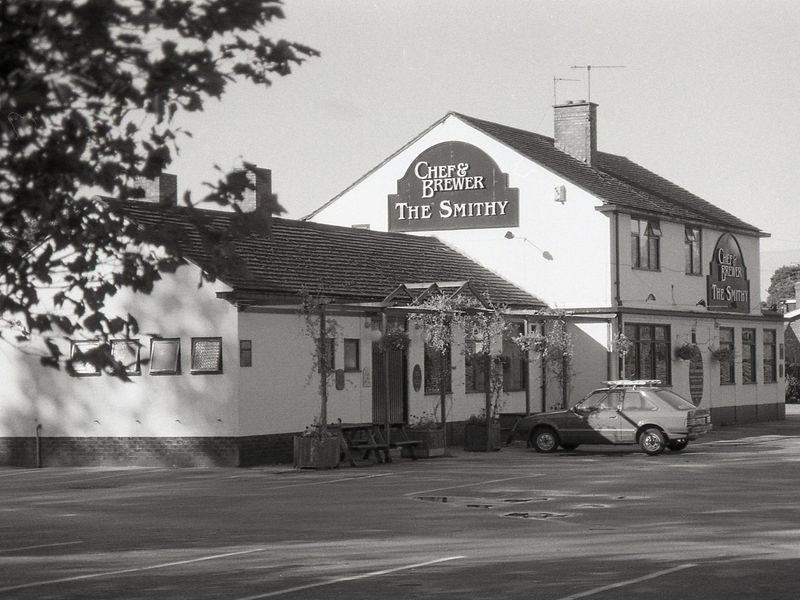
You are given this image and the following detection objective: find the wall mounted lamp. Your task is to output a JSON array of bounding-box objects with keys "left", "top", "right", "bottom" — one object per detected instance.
[{"left": 504, "top": 231, "right": 554, "bottom": 261}]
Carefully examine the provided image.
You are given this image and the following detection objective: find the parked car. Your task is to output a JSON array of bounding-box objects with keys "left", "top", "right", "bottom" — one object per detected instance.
[{"left": 512, "top": 380, "right": 712, "bottom": 455}]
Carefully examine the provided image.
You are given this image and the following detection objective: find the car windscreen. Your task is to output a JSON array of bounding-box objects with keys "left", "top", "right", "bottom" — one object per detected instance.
[{"left": 649, "top": 389, "right": 696, "bottom": 410}]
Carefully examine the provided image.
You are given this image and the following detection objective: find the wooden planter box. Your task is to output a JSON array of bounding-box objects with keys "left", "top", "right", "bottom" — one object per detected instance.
[
  {"left": 464, "top": 422, "right": 501, "bottom": 452},
  {"left": 293, "top": 436, "right": 340, "bottom": 469},
  {"left": 402, "top": 429, "right": 445, "bottom": 458}
]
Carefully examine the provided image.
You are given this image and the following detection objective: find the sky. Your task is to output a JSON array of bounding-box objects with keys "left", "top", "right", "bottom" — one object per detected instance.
[{"left": 166, "top": 0, "right": 800, "bottom": 295}]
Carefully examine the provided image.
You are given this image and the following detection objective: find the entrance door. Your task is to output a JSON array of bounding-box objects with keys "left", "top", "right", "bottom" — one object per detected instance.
[{"left": 372, "top": 319, "right": 407, "bottom": 424}]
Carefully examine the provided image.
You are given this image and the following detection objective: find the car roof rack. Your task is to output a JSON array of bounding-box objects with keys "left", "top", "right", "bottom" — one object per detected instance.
[{"left": 603, "top": 380, "right": 662, "bottom": 388}]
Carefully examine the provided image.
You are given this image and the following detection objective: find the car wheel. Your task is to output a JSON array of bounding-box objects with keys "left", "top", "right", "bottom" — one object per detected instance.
[
  {"left": 560, "top": 444, "right": 579, "bottom": 451},
  {"left": 667, "top": 439, "right": 689, "bottom": 451},
  {"left": 532, "top": 428, "right": 559, "bottom": 453},
  {"left": 639, "top": 428, "right": 666, "bottom": 455}
]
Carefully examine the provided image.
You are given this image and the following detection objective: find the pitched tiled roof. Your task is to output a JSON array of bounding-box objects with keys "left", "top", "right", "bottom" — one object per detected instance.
[
  {"left": 116, "top": 201, "right": 545, "bottom": 309},
  {"left": 454, "top": 113, "right": 764, "bottom": 235}
]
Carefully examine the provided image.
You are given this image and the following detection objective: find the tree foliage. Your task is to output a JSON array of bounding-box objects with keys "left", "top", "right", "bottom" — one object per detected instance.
[
  {"left": 1, "top": 0, "right": 317, "bottom": 372},
  {"left": 766, "top": 263, "right": 800, "bottom": 308}
]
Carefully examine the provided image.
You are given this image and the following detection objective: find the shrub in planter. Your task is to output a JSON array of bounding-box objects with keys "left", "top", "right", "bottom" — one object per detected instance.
[
  {"left": 403, "top": 411, "right": 445, "bottom": 458},
  {"left": 464, "top": 414, "right": 501, "bottom": 452},
  {"left": 403, "top": 429, "right": 445, "bottom": 458},
  {"left": 294, "top": 421, "right": 340, "bottom": 469}
]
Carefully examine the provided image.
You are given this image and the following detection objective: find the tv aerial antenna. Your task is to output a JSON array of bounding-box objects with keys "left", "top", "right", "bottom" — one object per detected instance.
[
  {"left": 570, "top": 65, "right": 626, "bottom": 102},
  {"left": 553, "top": 76, "right": 580, "bottom": 105}
]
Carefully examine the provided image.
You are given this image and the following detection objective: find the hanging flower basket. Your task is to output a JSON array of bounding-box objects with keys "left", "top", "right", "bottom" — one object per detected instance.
[{"left": 675, "top": 343, "right": 701, "bottom": 361}]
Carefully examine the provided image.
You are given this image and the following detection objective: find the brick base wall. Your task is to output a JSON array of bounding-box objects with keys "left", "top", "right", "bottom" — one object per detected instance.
[
  {"left": 710, "top": 402, "right": 785, "bottom": 427},
  {"left": 0, "top": 433, "right": 299, "bottom": 468}
]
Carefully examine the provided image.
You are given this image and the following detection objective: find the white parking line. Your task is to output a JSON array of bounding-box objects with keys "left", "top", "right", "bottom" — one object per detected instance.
[
  {"left": 406, "top": 474, "right": 544, "bottom": 497},
  {"left": 0, "top": 548, "right": 265, "bottom": 593},
  {"left": 0, "top": 541, "right": 83, "bottom": 553},
  {"left": 233, "top": 555, "right": 467, "bottom": 600},
  {"left": 554, "top": 563, "right": 697, "bottom": 600},
  {"left": 267, "top": 472, "right": 397, "bottom": 490}
]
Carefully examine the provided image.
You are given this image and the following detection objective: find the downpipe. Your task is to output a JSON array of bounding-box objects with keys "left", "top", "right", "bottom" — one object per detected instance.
[{"left": 35, "top": 423, "right": 42, "bottom": 468}]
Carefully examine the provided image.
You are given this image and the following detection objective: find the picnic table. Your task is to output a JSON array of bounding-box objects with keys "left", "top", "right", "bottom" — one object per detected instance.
[{"left": 330, "top": 422, "right": 421, "bottom": 466}]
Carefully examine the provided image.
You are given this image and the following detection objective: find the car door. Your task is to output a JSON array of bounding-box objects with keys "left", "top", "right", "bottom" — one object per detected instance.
[
  {"left": 586, "top": 390, "right": 623, "bottom": 443},
  {"left": 568, "top": 390, "right": 622, "bottom": 444},
  {"left": 616, "top": 390, "right": 658, "bottom": 443}
]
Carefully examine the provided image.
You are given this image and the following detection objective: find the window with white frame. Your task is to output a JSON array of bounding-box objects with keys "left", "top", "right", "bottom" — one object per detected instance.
[
  {"left": 763, "top": 329, "right": 777, "bottom": 383},
  {"left": 742, "top": 328, "right": 756, "bottom": 383},
  {"left": 111, "top": 339, "right": 141, "bottom": 375},
  {"left": 631, "top": 217, "right": 661, "bottom": 271},
  {"left": 719, "top": 328, "right": 735, "bottom": 385},
  {"left": 685, "top": 226, "right": 702, "bottom": 275},
  {"left": 70, "top": 340, "right": 101, "bottom": 376},
  {"left": 503, "top": 322, "right": 527, "bottom": 392},
  {"left": 344, "top": 338, "right": 360, "bottom": 371},
  {"left": 150, "top": 338, "right": 181, "bottom": 375},
  {"left": 239, "top": 340, "right": 252, "bottom": 367},
  {"left": 623, "top": 324, "right": 671, "bottom": 384},
  {"left": 191, "top": 337, "right": 222, "bottom": 374},
  {"left": 424, "top": 342, "right": 451, "bottom": 395}
]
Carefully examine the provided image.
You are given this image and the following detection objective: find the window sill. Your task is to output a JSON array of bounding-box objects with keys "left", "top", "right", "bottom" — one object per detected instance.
[
  {"left": 632, "top": 267, "right": 661, "bottom": 272},
  {"left": 191, "top": 370, "right": 223, "bottom": 375},
  {"left": 685, "top": 272, "right": 703, "bottom": 277}
]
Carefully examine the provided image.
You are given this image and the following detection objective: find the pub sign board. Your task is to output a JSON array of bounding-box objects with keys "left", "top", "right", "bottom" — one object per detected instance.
[
  {"left": 388, "top": 141, "right": 519, "bottom": 232},
  {"left": 706, "top": 232, "right": 751, "bottom": 313}
]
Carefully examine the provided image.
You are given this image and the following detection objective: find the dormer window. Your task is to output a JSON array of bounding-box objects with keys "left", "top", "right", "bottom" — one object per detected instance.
[{"left": 631, "top": 217, "right": 660, "bottom": 271}]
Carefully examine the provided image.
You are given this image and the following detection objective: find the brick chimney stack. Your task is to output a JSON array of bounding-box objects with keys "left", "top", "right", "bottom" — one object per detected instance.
[
  {"left": 133, "top": 173, "right": 178, "bottom": 205},
  {"left": 553, "top": 101, "right": 598, "bottom": 166},
  {"left": 239, "top": 166, "right": 275, "bottom": 213}
]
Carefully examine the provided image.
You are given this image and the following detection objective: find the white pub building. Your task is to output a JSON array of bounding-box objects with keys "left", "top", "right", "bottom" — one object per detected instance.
[{"left": 309, "top": 101, "right": 785, "bottom": 426}]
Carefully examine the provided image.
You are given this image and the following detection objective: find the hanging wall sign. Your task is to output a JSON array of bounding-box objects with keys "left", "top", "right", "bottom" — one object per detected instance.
[
  {"left": 388, "top": 141, "right": 519, "bottom": 232},
  {"left": 706, "top": 232, "right": 751, "bottom": 313}
]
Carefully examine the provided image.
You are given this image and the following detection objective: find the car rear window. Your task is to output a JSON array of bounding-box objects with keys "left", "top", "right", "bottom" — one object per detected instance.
[{"left": 649, "top": 389, "right": 696, "bottom": 410}]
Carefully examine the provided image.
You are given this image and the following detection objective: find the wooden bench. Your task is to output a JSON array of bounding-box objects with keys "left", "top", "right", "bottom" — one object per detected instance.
[{"left": 390, "top": 439, "right": 422, "bottom": 460}]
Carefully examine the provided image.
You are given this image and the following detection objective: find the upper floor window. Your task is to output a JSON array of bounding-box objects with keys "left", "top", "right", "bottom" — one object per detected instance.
[
  {"left": 631, "top": 218, "right": 661, "bottom": 270},
  {"left": 685, "top": 226, "right": 702, "bottom": 275}
]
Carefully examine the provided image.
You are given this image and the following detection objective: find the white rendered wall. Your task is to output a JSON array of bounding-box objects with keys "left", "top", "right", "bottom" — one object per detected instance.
[
  {"left": 237, "top": 310, "right": 375, "bottom": 435},
  {"left": 0, "top": 263, "right": 240, "bottom": 438},
  {"left": 617, "top": 215, "right": 763, "bottom": 314},
  {"left": 311, "top": 114, "right": 613, "bottom": 309}
]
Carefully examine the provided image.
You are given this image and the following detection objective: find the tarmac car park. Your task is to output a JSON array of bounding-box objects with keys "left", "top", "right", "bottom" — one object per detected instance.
[{"left": 512, "top": 380, "right": 712, "bottom": 455}]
